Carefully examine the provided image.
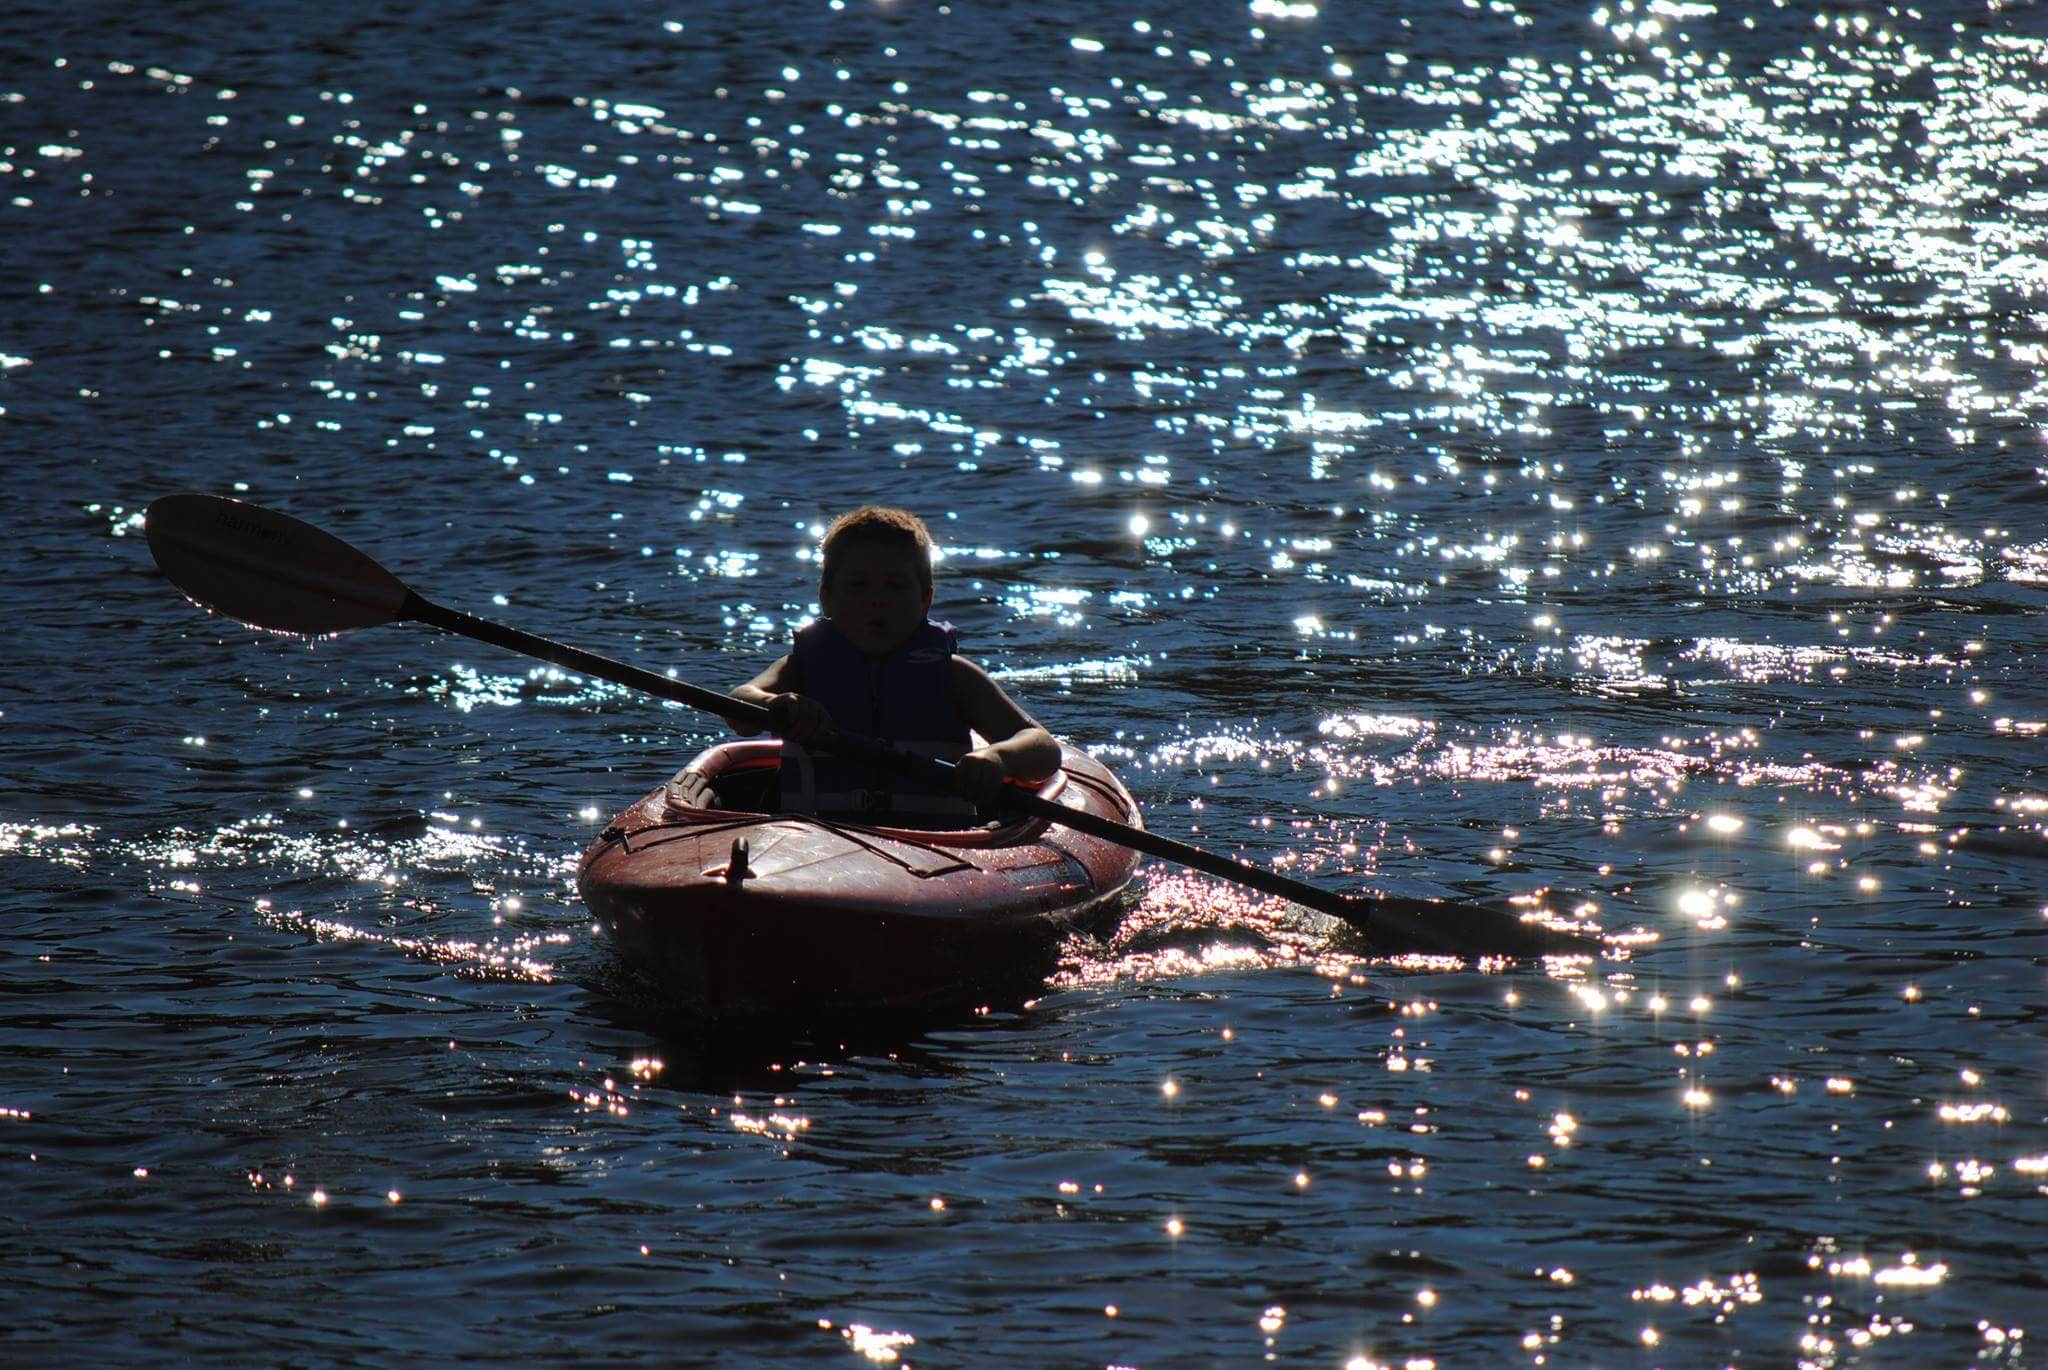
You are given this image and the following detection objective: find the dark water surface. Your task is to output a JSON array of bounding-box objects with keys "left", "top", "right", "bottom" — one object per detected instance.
[{"left": 6, "top": 0, "right": 2046, "bottom": 1362}]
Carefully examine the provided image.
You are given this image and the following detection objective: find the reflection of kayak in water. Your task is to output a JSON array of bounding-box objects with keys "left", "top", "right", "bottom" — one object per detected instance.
[{"left": 579, "top": 738, "right": 1143, "bottom": 1018}]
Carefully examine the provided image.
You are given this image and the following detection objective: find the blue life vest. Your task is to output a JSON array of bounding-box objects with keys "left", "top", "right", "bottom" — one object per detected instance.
[{"left": 780, "top": 618, "right": 975, "bottom": 822}]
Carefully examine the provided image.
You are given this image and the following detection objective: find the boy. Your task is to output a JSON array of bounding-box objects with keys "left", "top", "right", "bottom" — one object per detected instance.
[{"left": 728, "top": 506, "right": 1061, "bottom": 822}]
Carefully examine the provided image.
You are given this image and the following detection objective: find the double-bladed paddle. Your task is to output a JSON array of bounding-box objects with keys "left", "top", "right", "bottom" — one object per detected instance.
[{"left": 144, "top": 493, "right": 1601, "bottom": 958}]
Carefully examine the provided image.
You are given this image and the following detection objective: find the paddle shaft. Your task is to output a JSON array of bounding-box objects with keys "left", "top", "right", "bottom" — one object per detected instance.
[
  {"left": 402, "top": 592, "right": 772, "bottom": 727},
  {"left": 406, "top": 591, "right": 1126, "bottom": 833},
  {"left": 409, "top": 591, "right": 1243, "bottom": 855},
  {"left": 407, "top": 590, "right": 1573, "bottom": 952}
]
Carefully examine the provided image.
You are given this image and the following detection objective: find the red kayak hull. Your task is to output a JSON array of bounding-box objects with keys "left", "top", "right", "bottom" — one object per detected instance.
[{"left": 578, "top": 740, "right": 1142, "bottom": 1017}]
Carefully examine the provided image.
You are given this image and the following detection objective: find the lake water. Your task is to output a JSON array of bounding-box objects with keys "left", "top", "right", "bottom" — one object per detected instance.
[{"left": 4, "top": 0, "right": 2046, "bottom": 1362}]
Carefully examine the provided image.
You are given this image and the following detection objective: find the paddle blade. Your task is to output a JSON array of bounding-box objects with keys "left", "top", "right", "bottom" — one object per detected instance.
[{"left": 145, "top": 493, "right": 409, "bottom": 636}]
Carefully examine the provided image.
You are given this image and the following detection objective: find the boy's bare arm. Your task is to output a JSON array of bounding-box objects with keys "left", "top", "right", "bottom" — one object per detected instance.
[
  {"left": 950, "top": 658, "right": 1061, "bottom": 799},
  {"left": 731, "top": 654, "right": 830, "bottom": 742},
  {"left": 733, "top": 653, "right": 797, "bottom": 707}
]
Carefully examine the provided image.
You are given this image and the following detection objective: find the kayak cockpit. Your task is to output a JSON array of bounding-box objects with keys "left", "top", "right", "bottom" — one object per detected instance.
[{"left": 657, "top": 738, "right": 1069, "bottom": 846}]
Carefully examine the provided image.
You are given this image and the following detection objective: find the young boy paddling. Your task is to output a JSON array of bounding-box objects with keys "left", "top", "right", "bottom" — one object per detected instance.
[{"left": 728, "top": 506, "right": 1060, "bottom": 822}]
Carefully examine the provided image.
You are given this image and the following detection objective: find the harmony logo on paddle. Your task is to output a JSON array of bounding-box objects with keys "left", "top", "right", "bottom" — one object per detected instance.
[{"left": 211, "top": 504, "right": 295, "bottom": 548}]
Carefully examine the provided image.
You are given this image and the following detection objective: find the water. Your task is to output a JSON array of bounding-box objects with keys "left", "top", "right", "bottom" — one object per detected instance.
[{"left": 5, "top": 0, "right": 2046, "bottom": 1361}]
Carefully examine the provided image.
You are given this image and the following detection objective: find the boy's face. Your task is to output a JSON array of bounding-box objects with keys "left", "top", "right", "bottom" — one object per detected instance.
[{"left": 821, "top": 538, "right": 933, "bottom": 657}]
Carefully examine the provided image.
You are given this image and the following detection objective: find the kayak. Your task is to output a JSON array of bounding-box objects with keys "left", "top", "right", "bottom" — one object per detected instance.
[{"left": 578, "top": 739, "right": 1143, "bottom": 1017}]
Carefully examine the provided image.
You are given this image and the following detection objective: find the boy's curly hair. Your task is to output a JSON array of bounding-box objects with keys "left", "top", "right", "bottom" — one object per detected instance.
[{"left": 819, "top": 506, "right": 936, "bottom": 595}]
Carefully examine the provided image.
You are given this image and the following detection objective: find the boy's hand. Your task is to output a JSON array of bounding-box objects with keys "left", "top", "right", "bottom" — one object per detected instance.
[
  {"left": 766, "top": 692, "right": 833, "bottom": 746},
  {"left": 951, "top": 747, "right": 1012, "bottom": 808}
]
